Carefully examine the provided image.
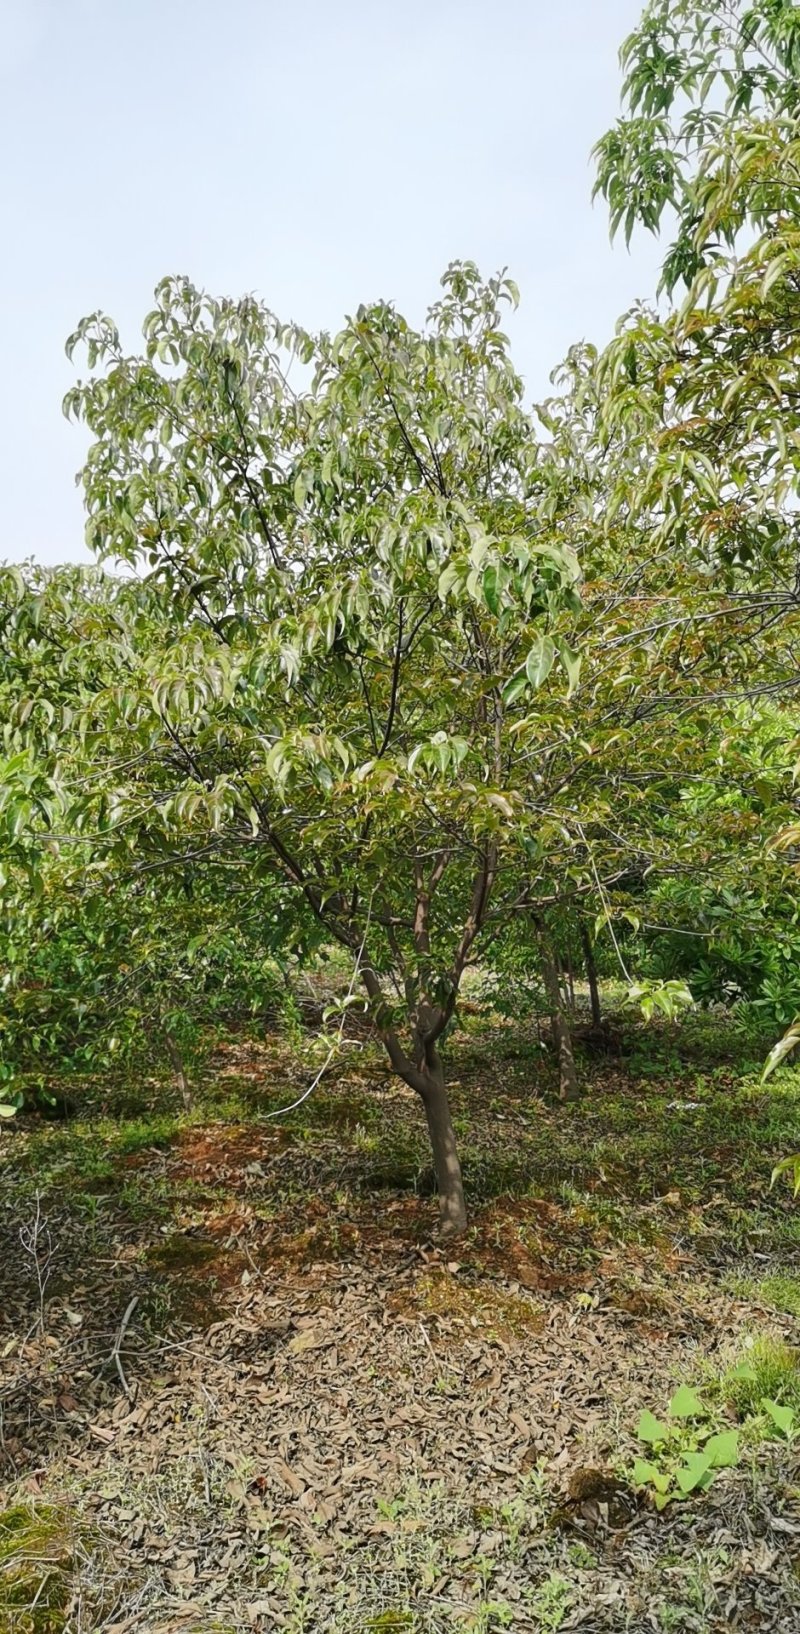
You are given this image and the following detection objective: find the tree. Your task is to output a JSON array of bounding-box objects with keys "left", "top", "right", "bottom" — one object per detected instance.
[
  {"left": 594, "top": 0, "right": 800, "bottom": 290},
  {"left": 593, "top": 0, "right": 800, "bottom": 598},
  {"left": 590, "top": 0, "right": 800, "bottom": 904},
  {"left": 9, "top": 267, "right": 720, "bottom": 1224},
  {"left": 579, "top": 921, "right": 603, "bottom": 1030},
  {"left": 589, "top": 0, "right": 800, "bottom": 1083},
  {"left": 45, "top": 256, "right": 785, "bottom": 1225},
  {"left": 53, "top": 264, "right": 591, "bottom": 1235},
  {"left": 628, "top": 699, "right": 800, "bottom": 1025},
  {"left": 534, "top": 917, "right": 580, "bottom": 1102}
]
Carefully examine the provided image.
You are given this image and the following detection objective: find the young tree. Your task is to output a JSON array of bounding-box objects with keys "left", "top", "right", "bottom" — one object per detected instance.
[
  {"left": 56, "top": 265, "right": 588, "bottom": 1235},
  {"left": 23, "top": 234, "right": 791, "bottom": 1228}
]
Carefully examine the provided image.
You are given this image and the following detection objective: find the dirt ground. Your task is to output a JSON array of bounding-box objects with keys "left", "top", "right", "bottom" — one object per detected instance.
[{"left": 1, "top": 1011, "right": 799, "bottom": 1631}]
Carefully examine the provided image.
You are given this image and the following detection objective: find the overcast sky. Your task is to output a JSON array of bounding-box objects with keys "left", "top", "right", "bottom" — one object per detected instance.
[{"left": 1, "top": 0, "right": 662, "bottom": 567}]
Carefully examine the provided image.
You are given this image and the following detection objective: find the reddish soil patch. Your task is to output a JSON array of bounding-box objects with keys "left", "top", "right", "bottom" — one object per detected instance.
[
  {"left": 469, "top": 1197, "right": 596, "bottom": 1293},
  {"left": 145, "top": 1212, "right": 252, "bottom": 1326},
  {"left": 172, "top": 1122, "right": 291, "bottom": 1173}
]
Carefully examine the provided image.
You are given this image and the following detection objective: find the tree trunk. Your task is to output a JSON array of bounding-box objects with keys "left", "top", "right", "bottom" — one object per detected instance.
[
  {"left": 164, "top": 1028, "right": 192, "bottom": 1111},
  {"left": 361, "top": 964, "right": 468, "bottom": 1236},
  {"left": 539, "top": 940, "right": 580, "bottom": 1103},
  {"left": 563, "top": 944, "right": 576, "bottom": 1013},
  {"left": 416, "top": 1048, "right": 467, "bottom": 1238},
  {"left": 580, "top": 923, "right": 602, "bottom": 1028}
]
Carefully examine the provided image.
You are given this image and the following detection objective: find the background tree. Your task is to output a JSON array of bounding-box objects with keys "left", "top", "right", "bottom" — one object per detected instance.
[
  {"left": 594, "top": 0, "right": 800, "bottom": 614},
  {"left": 0, "top": 565, "right": 304, "bottom": 1117},
  {"left": 588, "top": 0, "right": 800, "bottom": 1067}
]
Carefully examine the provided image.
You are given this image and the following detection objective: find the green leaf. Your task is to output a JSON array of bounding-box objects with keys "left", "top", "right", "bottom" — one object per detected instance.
[
  {"left": 761, "top": 1398, "right": 795, "bottom": 1438},
  {"left": 502, "top": 671, "right": 528, "bottom": 708},
  {"left": 482, "top": 565, "right": 500, "bottom": 616},
  {"left": 668, "top": 1385, "right": 706, "bottom": 1420},
  {"left": 633, "top": 1458, "right": 670, "bottom": 1494},
  {"left": 437, "top": 560, "right": 462, "bottom": 601},
  {"left": 632, "top": 1457, "right": 659, "bottom": 1487},
  {"left": 770, "top": 1154, "right": 800, "bottom": 1197},
  {"left": 675, "top": 1452, "right": 714, "bottom": 1494},
  {"left": 703, "top": 1430, "right": 739, "bottom": 1468},
  {"left": 525, "top": 636, "right": 555, "bottom": 690},
  {"left": 761, "top": 1019, "right": 800, "bottom": 1085},
  {"left": 556, "top": 636, "right": 582, "bottom": 697},
  {"left": 637, "top": 1410, "right": 669, "bottom": 1444}
]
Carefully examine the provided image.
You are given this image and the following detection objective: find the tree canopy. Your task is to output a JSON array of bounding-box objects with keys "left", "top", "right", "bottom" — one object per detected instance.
[{"left": 3, "top": 0, "right": 800, "bottom": 1233}]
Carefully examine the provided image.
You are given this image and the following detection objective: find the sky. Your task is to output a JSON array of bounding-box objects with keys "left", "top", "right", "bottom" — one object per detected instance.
[{"left": 1, "top": 0, "right": 664, "bottom": 567}]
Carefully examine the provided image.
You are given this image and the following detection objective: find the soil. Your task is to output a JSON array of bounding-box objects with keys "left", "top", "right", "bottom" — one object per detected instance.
[{"left": 1, "top": 1016, "right": 799, "bottom": 1631}]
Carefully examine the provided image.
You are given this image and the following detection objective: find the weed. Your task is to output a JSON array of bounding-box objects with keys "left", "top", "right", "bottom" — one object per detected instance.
[
  {"left": 0, "top": 1505, "right": 82, "bottom": 1634},
  {"left": 526, "top": 1572, "right": 572, "bottom": 1631},
  {"left": 632, "top": 1385, "right": 739, "bottom": 1507},
  {"left": 718, "top": 1336, "right": 800, "bottom": 1417},
  {"left": 760, "top": 1397, "right": 797, "bottom": 1439},
  {"left": 566, "top": 1541, "right": 597, "bottom": 1570}
]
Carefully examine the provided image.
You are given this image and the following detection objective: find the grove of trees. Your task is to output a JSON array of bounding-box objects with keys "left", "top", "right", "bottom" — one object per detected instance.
[{"left": 3, "top": 0, "right": 800, "bottom": 1234}]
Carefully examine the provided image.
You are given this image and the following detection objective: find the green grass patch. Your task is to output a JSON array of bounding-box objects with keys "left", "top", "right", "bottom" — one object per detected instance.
[
  {"left": 718, "top": 1336, "right": 800, "bottom": 1418},
  {"left": 725, "top": 1270, "right": 800, "bottom": 1317},
  {"left": 0, "top": 1504, "right": 79, "bottom": 1634}
]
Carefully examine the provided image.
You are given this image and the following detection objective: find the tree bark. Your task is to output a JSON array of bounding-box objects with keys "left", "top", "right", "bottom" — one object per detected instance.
[
  {"left": 563, "top": 944, "right": 576, "bottom": 1013},
  {"left": 164, "top": 1028, "right": 192, "bottom": 1111},
  {"left": 539, "top": 936, "right": 580, "bottom": 1103},
  {"left": 360, "top": 963, "right": 467, "bottom": 1236},
  {"left": 416, "top": 1048, "right": 467, "bottom": 1238},
  {"left": 580, "top": 923, "right": 603, "bottom": 1028}
]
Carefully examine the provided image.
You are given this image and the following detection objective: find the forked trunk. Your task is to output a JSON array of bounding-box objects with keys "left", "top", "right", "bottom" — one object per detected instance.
[{"left": 413, "top": 1049, "right": 467, "bottom": 1237}]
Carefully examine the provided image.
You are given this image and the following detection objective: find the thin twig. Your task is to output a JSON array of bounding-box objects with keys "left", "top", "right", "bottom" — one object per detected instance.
[{"left": 110, "top": 1295, "right": 139, "bottom": 1399}]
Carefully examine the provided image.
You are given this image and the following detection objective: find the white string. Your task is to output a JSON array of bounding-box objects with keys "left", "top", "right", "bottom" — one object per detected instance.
[{"left": 265, "top": 894, "right": 375, "bottom": 1119}]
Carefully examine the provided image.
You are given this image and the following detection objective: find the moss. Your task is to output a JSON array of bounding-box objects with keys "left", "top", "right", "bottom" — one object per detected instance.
[
  {"left": 0, "top": 1505, "right": 75, "bottom": 1634},
  {"left": 362, "top": 1613, "right": 415, "bottom": 1631},
  {"left": 415, "top": 1271, "right": 546, "bottom": 1339},
  {"left": 146, "top": 1232, "right": 221, "bottom": 1273}
]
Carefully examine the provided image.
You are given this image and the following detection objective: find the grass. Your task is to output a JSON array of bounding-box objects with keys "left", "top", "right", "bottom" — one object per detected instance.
[
  {"left": 718, "top": 1335, "right": 800, "bottom": 1417},
  {"left": 724, "top": 1269, "right": 800, "bottom": 1316}
]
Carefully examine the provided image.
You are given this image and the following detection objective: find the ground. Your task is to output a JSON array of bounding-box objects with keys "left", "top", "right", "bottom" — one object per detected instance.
[{"left": 1, "top": 1004, "right": 800, "bottom": 1632}]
